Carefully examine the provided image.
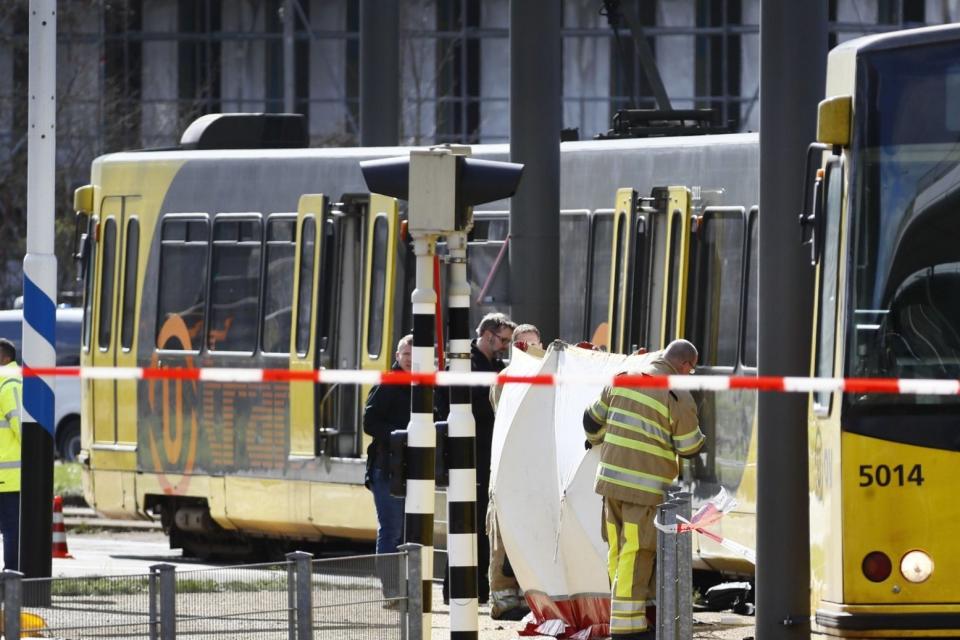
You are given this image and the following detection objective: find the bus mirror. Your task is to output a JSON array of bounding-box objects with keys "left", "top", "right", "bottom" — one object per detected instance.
[
  {"left": 816, "top": 95, "right": 852, "bottom": 146},
  {"left": 799, "top": 143, "right": 830, "bottom": 265},
  {"left": 73, "top": 184, "right": 94, "bottom": 215}
]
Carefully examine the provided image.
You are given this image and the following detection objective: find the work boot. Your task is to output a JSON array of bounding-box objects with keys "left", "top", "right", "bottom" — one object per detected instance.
[{"left": 490, "top": 591, "right": 525, "bottom": 620}]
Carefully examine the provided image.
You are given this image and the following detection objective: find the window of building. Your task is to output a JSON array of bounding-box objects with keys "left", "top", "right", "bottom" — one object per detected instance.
[
  {"left": 262, "top": 215, "right": 296, "bottom": 354},
  {"left": 104, "top": 0, "right": 143, "bottom": 151},
  {"left": 695, "top": 0, "right": 742, "bottom": 130},
  {"left": 157, "top": 218, "right": 209, "bottom": 351},
  {"left": 208, "top": 216, "right": 262, "bottom": 353},
  {"left": 120, "top": 218, "right": 140, "bottom": 350},
  {"left": 436, "top": 0, "right": 481, "bottom": 143},
  {"left": 264, "top": 0, "right": 311, "bottom": 116},
  {"left": 178, "top": 0, "right": 222, "bottom": 129},
  {"left": 608, "top": 0, "right": 658, "bottom": 113}
]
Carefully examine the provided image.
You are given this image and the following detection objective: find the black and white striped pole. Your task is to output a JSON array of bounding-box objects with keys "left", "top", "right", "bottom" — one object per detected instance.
[
  {"left": 361, "top": 147, "right": 523, "bottom": 640},
  {"left": 444, "top": 228, "right": 479, "bottom": 637},
  {"left": 407, "top": 230, "right": 438, "bottom": 637}
]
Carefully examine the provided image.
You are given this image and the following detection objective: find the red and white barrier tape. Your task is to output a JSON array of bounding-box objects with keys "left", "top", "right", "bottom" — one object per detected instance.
[{"left": 13, "top": 366, "right": 960, "bottom": 395}]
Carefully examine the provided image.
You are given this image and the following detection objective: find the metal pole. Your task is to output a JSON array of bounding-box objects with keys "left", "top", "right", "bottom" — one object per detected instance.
[
  {"left": 757, "top": 1, "right": 826, "bottom": 638},
  {"left": 509, "top": 0, "right": 560, "bottom": 340},
  {"left": 655, "top": 504, "right": 667, "bottom": 640},
  {"left": 149, "top": 565, "right": 159, "bottom": 640},
  {"left": 444, "top": 229, "right": 479, "bottom": 639},
  {"left": 399, "top": 543, "right": 423, "bottom": 640},
  {"left": 675, "top": 493, "right": 693, "bottom": 640},
  {"left": 157, "top": 564, "right": 176, "bottom": 640},
  {"left": 286, "top": 555, "right": 296, "bottom": 640},
  {"left": 407, "top": 235, "right": 437, "bottom": 640},
  {"left": 359, "top": 0, "right": 399, "bottom": 146},
  {"left": 3, "top": 570, "right": 22, "bottom": 640},
  {"left": 283, "top": 0, "right": 296, "bottom": 113},
  {"left": 659, "top": 501, "right": 678, "bottom": 640},
  {"left": 21, "top": 0, "right": 57, "bottom": 594},
  {"left": 285, "top": 551, "right": 313, "bottom": 640}
]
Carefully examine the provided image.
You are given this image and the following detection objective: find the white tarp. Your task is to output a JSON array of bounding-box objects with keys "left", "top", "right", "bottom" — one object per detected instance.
[{"left": 490, "top": 343, "right": 652, "bottom": 638}]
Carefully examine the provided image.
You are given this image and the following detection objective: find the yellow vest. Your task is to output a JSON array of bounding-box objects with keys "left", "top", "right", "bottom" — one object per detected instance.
[{"left": 0, "top": 362, "right": 22, "bottom": 493}]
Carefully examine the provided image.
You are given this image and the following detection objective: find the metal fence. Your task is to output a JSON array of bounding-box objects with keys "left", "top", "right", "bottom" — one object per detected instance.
[{"left": 0, "top": 545, "right": 421, "bottom": 640}]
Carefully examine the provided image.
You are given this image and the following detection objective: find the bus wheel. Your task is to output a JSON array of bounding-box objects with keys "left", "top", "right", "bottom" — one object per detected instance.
[{"left": 56, "top": 417, "right": 81, "bottom": 462}]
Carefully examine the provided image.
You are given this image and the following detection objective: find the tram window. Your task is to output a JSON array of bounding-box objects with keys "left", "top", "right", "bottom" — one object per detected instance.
[
  {"left": 647, "top": 212, "right": 668, "bottom": 349},
  {"left": 120, "top": 218, "right": 140, "bottom": 350},
  {"left": 82, "top": 219, "right": 98, "bottom": 350},
  {"left": 367, "top": 216, "right": 389, "bottom": 358},
  {"left": 814, "top": 160, "right": 843, "bottom": 411},
  {"left": 208, "top": 217, "right": 263, "bottom": 353},
  {"left": 664, "top": 212, "right": 685, "bottom": 343},
  {"left": 742, "top": 210, "right": 759, "bottom": 368},
  {"left": 687, "top": 210, "right": 744, "bottom": 368},
  {"left": 295, "top": 216, "right": 316, "bottom": 356},
  {"left": 610, "top": 216, "right": 628, "bottom": 352},
  {"left": 97, "top": 218, "right": 117, "bottom": 350},
  {"left": 627, "top": 215, "right": 649, "bottom": 352},
  {"left": 262, "top": 216, "right": 297, "bottom": 354},
  {"left": 587, "top": 213, "right": 613, "bottom": 336},
  {"left": 560, "top": 212, "right": 589, "bottom": 342},
  {"left": 157, "top": 218, "right": 209, "bottom": 351},
  {"left": 317, "top": 218, "right": 340, "bottom": 353}
]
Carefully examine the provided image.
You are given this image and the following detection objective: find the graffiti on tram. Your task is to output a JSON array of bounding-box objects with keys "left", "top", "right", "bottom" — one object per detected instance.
[{"left": 139, "top": 314, "right": 291, "bottom": 493}]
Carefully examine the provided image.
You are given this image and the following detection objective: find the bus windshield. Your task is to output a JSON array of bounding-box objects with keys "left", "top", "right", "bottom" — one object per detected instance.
[{"left": 847, "top": 39, "right": 960, "bottom": 406}]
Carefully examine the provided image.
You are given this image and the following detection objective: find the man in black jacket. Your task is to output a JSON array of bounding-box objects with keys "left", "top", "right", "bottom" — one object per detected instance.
[
  {"left": 363, "top": 333, "right": 413, "bottom": 604},
  {"left": 437, "top": 312, "right": 515, "bottom": 604}
]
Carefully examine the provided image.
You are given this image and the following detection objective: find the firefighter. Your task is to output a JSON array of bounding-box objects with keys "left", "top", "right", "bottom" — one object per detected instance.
[
  {"left": 583, "top": 339, "right": 704, "bottom": 639},
  {"left": 0, "top": 338, "right": 21, "bottom": 571}
]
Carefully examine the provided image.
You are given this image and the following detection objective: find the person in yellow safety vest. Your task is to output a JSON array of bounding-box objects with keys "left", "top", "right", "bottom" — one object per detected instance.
[
  {"left": 0, "top": 338, "right": 21, "bottom": 571},
  {"left": 583, "top": 339, "right": 705, "bottom": 640}
]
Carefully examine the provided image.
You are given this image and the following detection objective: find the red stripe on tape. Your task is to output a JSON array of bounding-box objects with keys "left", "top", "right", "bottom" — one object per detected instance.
[
  {"left": 731, "top": 376, "right": 786, "bottom": 392},
  {"left": 142, "top": 368, "right": 200, "bottom": 381},
  {"left": 843, "top": 378, "right": 901, "bottom": 394},
  {"left": 612, "top": 374, "right": 669, "bottom": 388},
  {"left": 263, "top": 369, "right": 315, "bottom": 382}
]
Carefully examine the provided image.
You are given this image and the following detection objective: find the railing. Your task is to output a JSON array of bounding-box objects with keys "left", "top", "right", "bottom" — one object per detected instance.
[{"left": 0, "top": 545, "right": 422, "bottom": 640}]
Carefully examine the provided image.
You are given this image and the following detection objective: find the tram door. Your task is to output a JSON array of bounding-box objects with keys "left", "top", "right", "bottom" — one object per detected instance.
[
  {"left": 91, "top": 195, "right": 140, "bottom": 449},
  {"left": 608, "top": 186, "right": 692, "bottom": 354},
  {"left": 358, "top": 194, "right": 401, "bottom": 453}
]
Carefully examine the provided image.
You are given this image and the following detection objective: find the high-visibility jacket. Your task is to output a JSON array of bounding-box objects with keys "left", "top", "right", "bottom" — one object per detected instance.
[
  {"left": 0, "top": 362, "right": 22, "bottom": 493},
  {"left": 585, "top": 358, "right": 704, "bottom": 505}
]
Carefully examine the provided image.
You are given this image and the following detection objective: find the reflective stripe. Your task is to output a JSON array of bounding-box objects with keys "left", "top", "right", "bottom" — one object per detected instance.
[
  {"left": 673, "top": 428, "right": 704, "bottom": 453},
  {"left": 597, "top": 463, "right": 670, "bottom": 496},
  {"left": 606, "top": 520, "right": 619, "bottom": 584},
  {"left": 586, "top": 424, "right": 607, "bottom": 446},
  {"left": 610, "top": 387, "right": 668, "bottom": 418},
  {"left": 610, "top": 615, "right": 649, "bottom": 632},
  {"left": 607, "top": 408, "right": 671, "bottom": 445},
  {"left": 611, "top": 599, "right": 652, "bottom": 612},
  {"left": 0, "top": 420, "right": 9, "bottom": 429},
  {"left": 3, "top": 411, "right": 16, "bottom": 423},
  {"left": 0, "top": 461, "right": 21, "bottom": 469},
  {"left": 605, "top": 433, "right": 676, "bottom": 461},
  {"left": 615, "top": 521, "right": 639, "bottom": 599},
  {"left": 588, "top": 399, "right": 608, "bottom": 424}
]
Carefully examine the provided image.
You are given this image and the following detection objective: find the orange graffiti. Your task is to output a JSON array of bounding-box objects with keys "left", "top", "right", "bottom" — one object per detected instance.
[{"left": 147, "top": 314, "right": 200, "bottom": 495}]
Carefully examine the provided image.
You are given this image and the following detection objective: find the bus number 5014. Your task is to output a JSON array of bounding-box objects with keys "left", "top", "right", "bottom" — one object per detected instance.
[{"left": 859, "top": 464, "right": 924, "bottom": 487}]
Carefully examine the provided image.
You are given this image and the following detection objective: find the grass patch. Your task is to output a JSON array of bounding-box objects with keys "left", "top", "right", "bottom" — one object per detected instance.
[
  {"left": 52, "top": 577, "right": 150, "bottom": 597},
  {"left": 53, "top": 462, "right": 83, "bottom": 500}
]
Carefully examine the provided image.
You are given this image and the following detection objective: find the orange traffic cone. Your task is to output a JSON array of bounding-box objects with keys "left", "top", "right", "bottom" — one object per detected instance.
[{"left": 51, "top": 495, "right": 73, "bottom": 559}]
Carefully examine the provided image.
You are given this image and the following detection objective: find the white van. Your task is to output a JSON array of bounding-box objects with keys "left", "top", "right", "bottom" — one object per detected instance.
[{"left": 0, "top": 308, "right": 82, "bottom": 461}]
